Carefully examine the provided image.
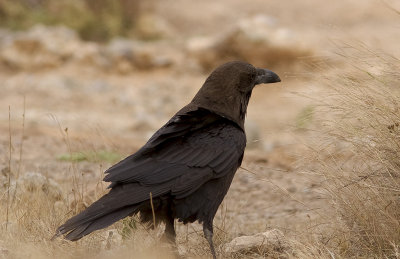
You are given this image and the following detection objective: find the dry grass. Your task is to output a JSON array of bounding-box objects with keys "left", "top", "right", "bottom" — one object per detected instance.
[
  {"left": 0, "top": 180, "right": 239, "bottom": 258},
  {"left": 308, "top": 45, "right": 400, "bottom": 258}
]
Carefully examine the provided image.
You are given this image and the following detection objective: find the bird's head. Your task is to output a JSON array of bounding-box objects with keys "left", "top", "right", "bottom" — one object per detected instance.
[{"left": 191, "top": 61, "right": 281, "bottom": 128}]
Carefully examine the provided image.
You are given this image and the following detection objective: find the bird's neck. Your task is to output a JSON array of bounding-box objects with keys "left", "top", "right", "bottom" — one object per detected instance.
[{"left": 191, "top": 90, "right": 251, "bottom": 130}]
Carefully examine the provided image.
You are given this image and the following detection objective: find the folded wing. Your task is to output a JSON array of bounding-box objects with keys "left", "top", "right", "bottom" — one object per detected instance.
[{"left": 104, "top": 107, "right": 246, "bottom": 198}]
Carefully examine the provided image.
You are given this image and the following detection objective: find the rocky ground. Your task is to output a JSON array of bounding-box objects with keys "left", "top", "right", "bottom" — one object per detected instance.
[{"left": 0, "top": 0, "right": 399, "bottom": 258}]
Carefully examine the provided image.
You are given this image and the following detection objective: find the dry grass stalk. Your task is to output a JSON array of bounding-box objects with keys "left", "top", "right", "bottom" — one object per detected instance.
[
  {"left": 12, "top": 96, "right": 26, "bottom": 203},
  {"left": 149, "top": 192, "right": 156, "bottom": 228},
  {"left": 6, "top": 106, "right": 12, "bottom": 231}
]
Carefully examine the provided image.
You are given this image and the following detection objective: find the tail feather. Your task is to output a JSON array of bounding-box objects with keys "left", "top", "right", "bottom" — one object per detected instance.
[
  {"left": 53, "top": 182, "right": 172, "bottom": 241},
  {"left": 61, "top": 205, "right": 138, "bottom": 241},
  {"left": 59, "top": 184, "right": 158, "bottom": 230},
  {"left": 52, "top": 206, "right": 138, "bottom": 241}
]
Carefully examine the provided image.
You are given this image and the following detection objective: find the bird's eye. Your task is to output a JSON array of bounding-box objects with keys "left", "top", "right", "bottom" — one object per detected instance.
[{"left": 238, "top": 72, "right": 255, "bottom": 91}]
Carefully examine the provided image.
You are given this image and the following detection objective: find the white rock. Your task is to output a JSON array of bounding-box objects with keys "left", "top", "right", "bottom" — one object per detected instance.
[
  {"left": 106, "top": 38, "right": 135, "bottom": 59},
  {"left": 104, "top": 39, "right": 173, "bottom": 72},
  {"left": 245, "top": 120, "right": 262, "bottom": 149},
  {"left": 186, "top": 14, "right": 311, "bottom": 71},
  {"left": 186, "top": 36, "right": 215, "bottom": 53},
  {"left": 135, "top": 13, "right": 175, "bottom": 40},
  {"left": 224, "top": 229, "right": 291, "bottom": 255}
]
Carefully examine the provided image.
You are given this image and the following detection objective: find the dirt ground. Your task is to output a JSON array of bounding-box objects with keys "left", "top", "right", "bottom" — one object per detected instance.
[{"left": 0, "top": 0, "right": 399, "bottom": 257}]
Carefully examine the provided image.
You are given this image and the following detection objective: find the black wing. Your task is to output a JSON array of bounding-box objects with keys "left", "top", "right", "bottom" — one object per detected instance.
[{"left": 104, "top": 107, "right": 246, "bottom": 199}]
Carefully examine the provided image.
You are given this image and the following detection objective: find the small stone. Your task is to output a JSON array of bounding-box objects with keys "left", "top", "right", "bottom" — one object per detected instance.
[
  {"left": 245, "top": 120, "right": 262, "bottom": 149},
  {"left": 224, "top": 229, "right": 291, "bottom": 255}
]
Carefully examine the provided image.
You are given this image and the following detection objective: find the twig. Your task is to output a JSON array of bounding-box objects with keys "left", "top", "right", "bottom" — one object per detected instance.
[
  {"left": 149, "top": 192, "right": 156, "bottom": 229},
  {"left": 382, "top": 0, "right": 400, "bottom": 15},
  {"left": 12, "top": 96, "right": 26, "bottom": 203},
  {"left": 6, "top": 106, "right": 12, "bottom": 231}
]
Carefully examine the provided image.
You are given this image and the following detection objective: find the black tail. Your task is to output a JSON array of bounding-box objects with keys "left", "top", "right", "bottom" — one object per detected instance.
[
  {"left": 53, "top": 204, "right": 138, "bottom": 241},
  {"left": 53, "top": 182, "right": 172, "bottom": 241}
]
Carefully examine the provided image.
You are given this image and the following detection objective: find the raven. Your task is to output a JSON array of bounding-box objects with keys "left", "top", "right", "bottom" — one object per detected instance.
[{"left": 53, "top": 61, "right": 280, "bottom": 258}]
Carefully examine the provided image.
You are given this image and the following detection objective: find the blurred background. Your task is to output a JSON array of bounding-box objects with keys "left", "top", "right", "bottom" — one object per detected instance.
[
  {"left": 1, "top": 0, "right": 398, "bottom": 149},
  {"left": 0, "top": 0, "right": 400, "bottom": 258}
]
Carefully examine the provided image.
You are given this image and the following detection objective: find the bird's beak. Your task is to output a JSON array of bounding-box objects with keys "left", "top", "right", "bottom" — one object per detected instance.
[{"left": 255, "top": 68, "right": 281, "bottom": 85}]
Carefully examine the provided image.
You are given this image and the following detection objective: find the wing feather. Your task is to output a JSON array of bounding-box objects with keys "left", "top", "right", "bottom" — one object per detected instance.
[{"left": 103, "top": 108, "right": 246, "bottom": 199}]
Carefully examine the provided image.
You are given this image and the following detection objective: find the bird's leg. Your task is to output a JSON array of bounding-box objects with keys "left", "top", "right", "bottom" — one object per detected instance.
[
  {"left": 161, "top": 213, "right": 176, "bottom": 244},
  {"left": 160, "top": 213, "right": 182, "bottom": 258},
  {"left": 203, "top": 223, "right": 217, "bottom": 259}
]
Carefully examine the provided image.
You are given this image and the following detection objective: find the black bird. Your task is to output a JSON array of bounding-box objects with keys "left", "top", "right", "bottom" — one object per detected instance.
[{"left": 53, "top": 61, "right": 281, "bottom": 258}]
